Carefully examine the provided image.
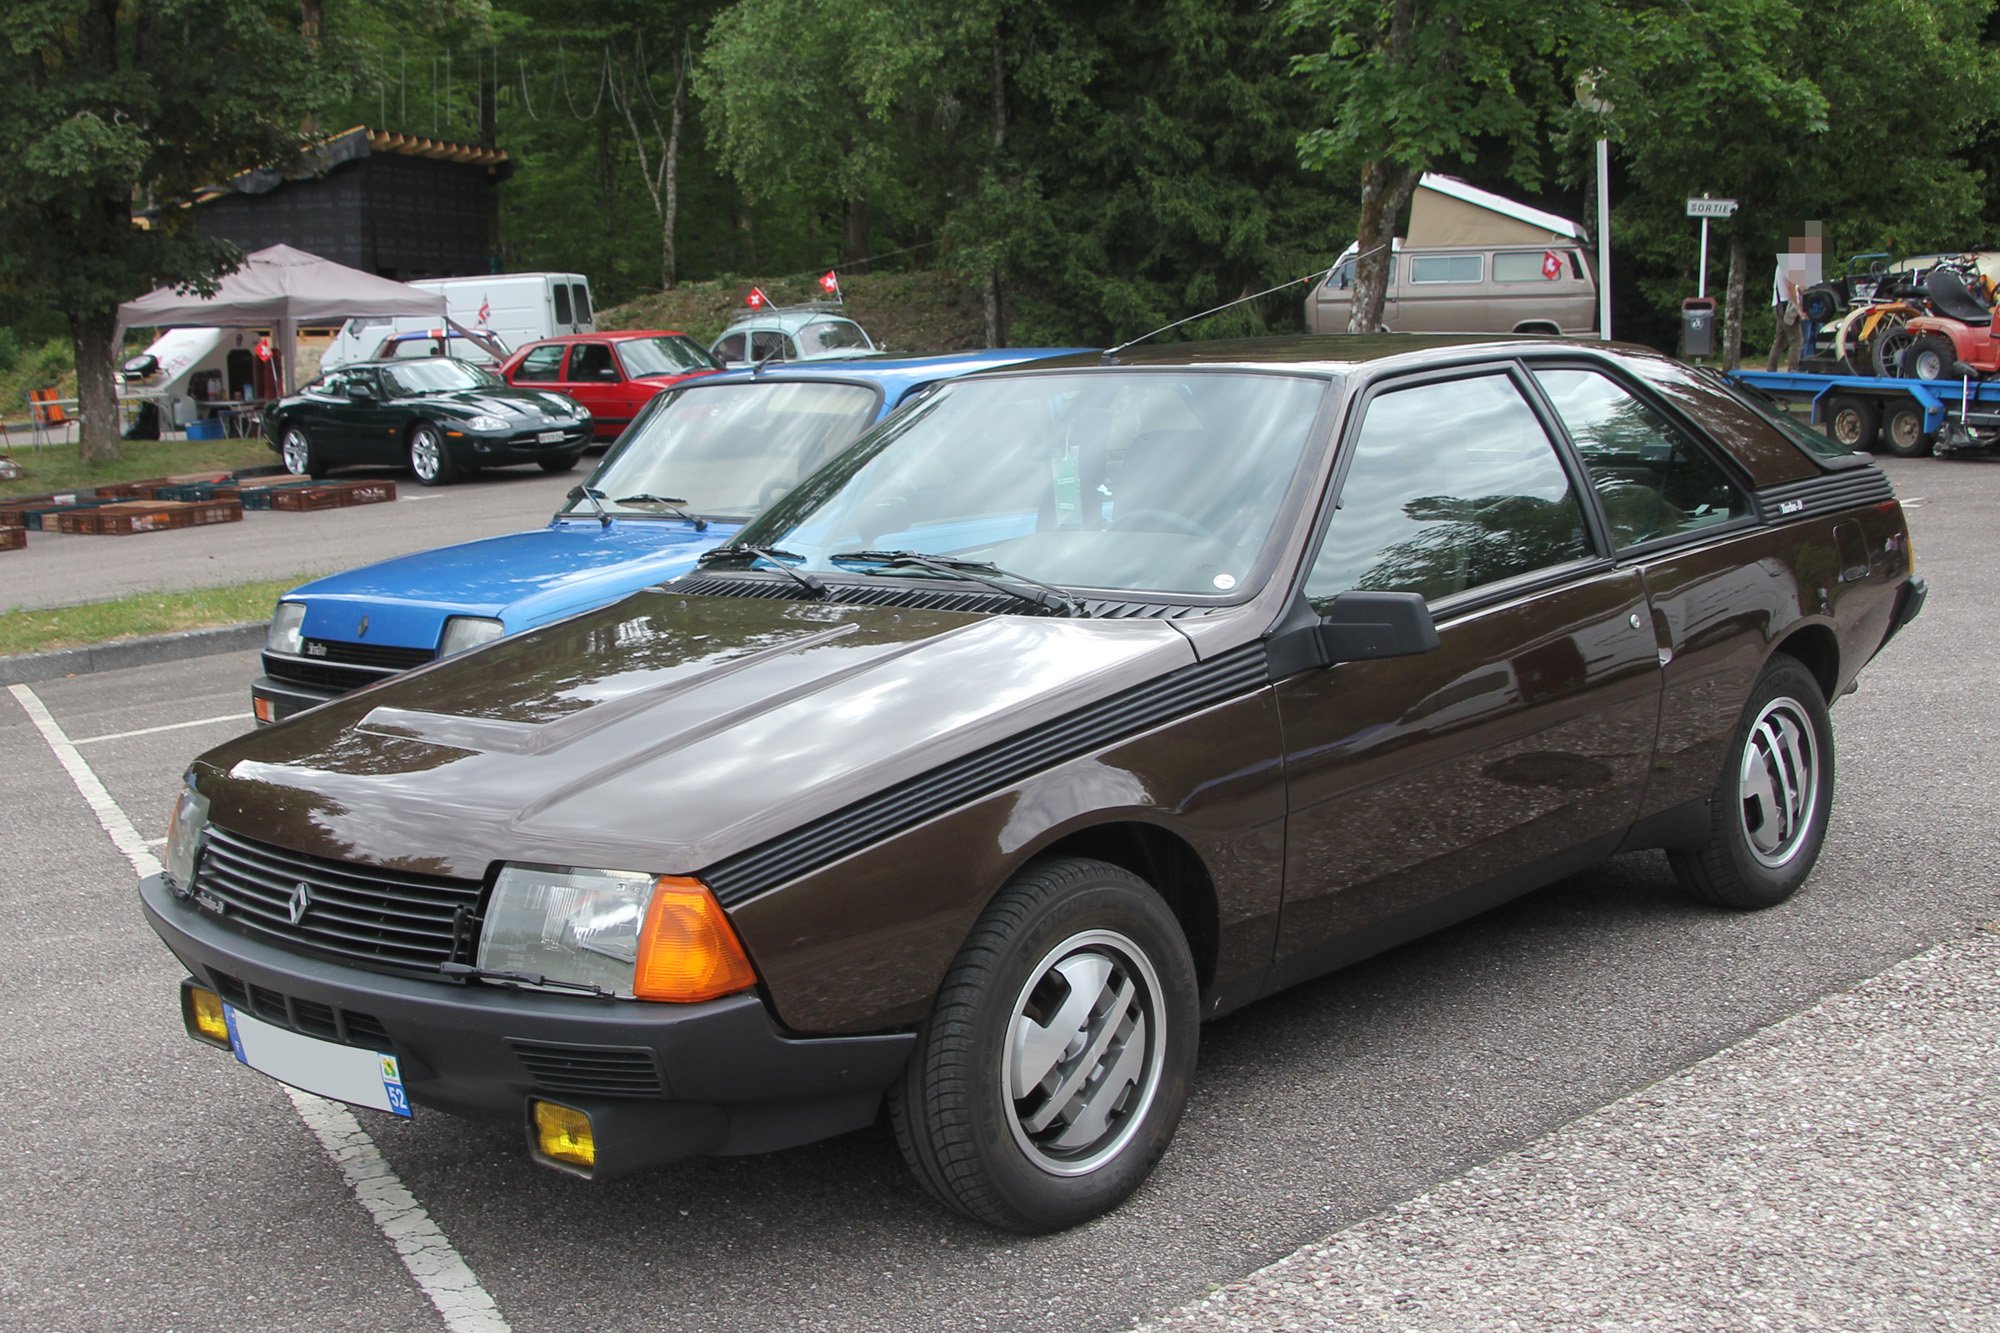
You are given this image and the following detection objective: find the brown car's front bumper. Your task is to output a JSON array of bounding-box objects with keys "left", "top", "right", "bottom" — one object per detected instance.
[{"left": 139, "top": 874, "right": 913, "bottom": 1176}]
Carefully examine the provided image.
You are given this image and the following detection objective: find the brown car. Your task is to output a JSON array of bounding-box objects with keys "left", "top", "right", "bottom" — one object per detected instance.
[{"left": 143, "top": 336, "right": 1923, "bottom": 1233}]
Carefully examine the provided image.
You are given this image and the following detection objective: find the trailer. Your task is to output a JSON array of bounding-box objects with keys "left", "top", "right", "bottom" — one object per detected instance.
[{"left": 1728, "top": 368, "right": 2000, "bottom": 458}]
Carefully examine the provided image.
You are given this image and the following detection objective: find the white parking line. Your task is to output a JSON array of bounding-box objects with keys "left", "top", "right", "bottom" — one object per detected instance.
[
  {"left": 74, "top": 713, "right": 247, "bottom": 744},
  {"left": 9, "top": 684, "right": 162, "bottom": 879},
  {"left": 285, "top": 1088, "right": 512, "bottom": 1333},
  {"left": 6, "top": 680, "right": 510, "bottom": 1333}
]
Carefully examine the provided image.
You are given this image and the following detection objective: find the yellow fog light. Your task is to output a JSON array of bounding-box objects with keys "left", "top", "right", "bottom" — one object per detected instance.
[
  {"left": 532, "top": 1101, "right": 595, "bottom": 1170},
  {"left": 181, "top": 981, "right": 231, "bottom": 1048}
]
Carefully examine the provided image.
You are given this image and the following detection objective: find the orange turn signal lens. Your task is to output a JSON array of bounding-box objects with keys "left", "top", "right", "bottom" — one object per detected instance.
[
  {"left": 182, "top": 983, "right": 232, "bottom": 1048},
  {"left": 632, "top": 877, "right": 756, "bottom": 1003}
]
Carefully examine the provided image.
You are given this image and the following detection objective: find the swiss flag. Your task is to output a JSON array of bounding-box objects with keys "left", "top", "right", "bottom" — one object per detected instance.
[
  {"left": 253, "top": 337, "right": 273, "bottom": 362},
  {"left": 819, "top": 270, "right": 841, "bottom": 298},
  {"left": 1542, "top": 250, "right": 1564, "bottom": 280},
  {"left": 746, "top": 286, "right": 771, "bottom": 310}
]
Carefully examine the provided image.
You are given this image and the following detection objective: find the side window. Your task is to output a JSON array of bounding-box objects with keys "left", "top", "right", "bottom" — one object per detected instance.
[
  {"left": 1306, "top": 374, "right": 1589, "bottom": 609},
  {"left": 1533, "top": 368, "right": 1749, "bottom": 548},
  {"left": 552, "top": 283, "right": 574, "bottom": 325},
  {"left": 715, "top": 334, "right": 746, "bottom": 364},
  {"left": 571, "top": 283, "right": 592, "bottom": 323},
  {"left": 749, "top": 330, "right": 788, "bottom": 362},
  {"left": 568, "top": 343, "right": 617, "bottom": 380},
  {"left": 1408, "top": 254, "right": 1483, "bottom": 284},
  {"left": 1493, "top": 252, "right": 1559, "bottom": 283},
  {"left": 515, "top": 345, "right": 565, "bottom": 382},
  {"left": 1323, "top": 255, "right": 1396, "bottom": 291},
  {"left": 318, "top": 371, "right": 347, "bottom": 396}
]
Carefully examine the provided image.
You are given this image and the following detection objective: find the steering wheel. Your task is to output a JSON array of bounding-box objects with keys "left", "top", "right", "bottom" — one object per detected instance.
[{"left": 1113, "top": 507, "right": 1221, "bottom": 542}]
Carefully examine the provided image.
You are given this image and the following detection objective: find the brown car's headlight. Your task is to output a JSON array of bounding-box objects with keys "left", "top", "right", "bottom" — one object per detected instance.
[
  {"left": 163, "top": 775, "right": 209, "bottom": 892},
  {"left": 477, "top": 864, "right": 755, "bottom": 1002}
]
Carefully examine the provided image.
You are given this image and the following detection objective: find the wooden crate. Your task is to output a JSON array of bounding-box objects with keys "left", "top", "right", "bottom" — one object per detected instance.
[
  {"left": 11, "top": 500, "right": 111, "bottom": 530},
  {"left": 230, "top": 479, "right": 325, "bottom": 509},
  {"left": 269, "top": 485, "right": 350, "bottom": 512},
  {"left": 185, "top": 499, "right": 244, "bottom": 526},
  {"left": 93, "top": 478, "right": 174, "bottom": 500},
  {"left": 336, "top": 479, "right": 397, "bottom": 506},
  {"left": 58, "top": 501, "right": 195, "bottom": 535},
  {"left": 0, "top": 526, "right": 24, "bottom": 552}
]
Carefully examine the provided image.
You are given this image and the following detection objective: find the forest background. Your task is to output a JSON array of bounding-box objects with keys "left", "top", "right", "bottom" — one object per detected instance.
[{"left": 7, "top": 0, "right": 2000, "bottom": 450}]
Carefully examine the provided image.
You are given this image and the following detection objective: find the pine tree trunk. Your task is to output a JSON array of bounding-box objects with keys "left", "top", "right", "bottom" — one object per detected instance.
[
  {"left": 660, "top": 36, "right": 686, "bottom": 290},
  {"left": 72, "top": 305, "right": 121, "bottom": 465},
  {"left": 1350, "top": 161, "right": 1419, "bottom": 334},
  {"left": 1724, "top": 230, "right": 1746, "bottom": 371}
]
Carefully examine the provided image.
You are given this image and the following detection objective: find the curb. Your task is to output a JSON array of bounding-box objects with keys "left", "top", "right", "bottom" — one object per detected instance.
[{"left": 0, "top": 620, "right": 268, "bottom": 686}]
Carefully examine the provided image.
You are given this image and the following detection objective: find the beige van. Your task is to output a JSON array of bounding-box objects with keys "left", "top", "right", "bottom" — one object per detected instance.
[{"left": 1305, "top": 175, "right": 1598, "bottom": 336}]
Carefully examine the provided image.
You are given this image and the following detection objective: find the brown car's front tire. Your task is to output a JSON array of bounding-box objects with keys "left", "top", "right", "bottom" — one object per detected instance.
[
  {"left": 889, "top": 856, "right": 1198, "bottom": 1233},
  {"left": 1669, "top": 655, "right": 1834, "bottom": 910}
]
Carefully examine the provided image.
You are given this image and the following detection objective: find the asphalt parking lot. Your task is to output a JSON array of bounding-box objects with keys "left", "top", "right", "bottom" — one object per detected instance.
[
  {"left": 1, "top": 454, "right": 1993, "bottom": 1332},
  {"left": 3, "top": 462, "right": 579, "bottom": 613}
]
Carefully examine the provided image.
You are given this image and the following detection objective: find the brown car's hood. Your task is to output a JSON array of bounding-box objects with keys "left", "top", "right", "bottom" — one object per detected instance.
[{"left": 197, "top": 592, "right": 1196, "bottom": 881}]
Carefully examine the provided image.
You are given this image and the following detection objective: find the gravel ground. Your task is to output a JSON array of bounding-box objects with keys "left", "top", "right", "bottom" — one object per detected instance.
[{"left": 1139, "top": 929, "right": 2000, "bottom": 1333}]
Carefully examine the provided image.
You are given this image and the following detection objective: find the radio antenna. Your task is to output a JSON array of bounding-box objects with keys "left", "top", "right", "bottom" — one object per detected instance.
[{"left": 1099, "top": 245, "right": 1387, "bottom": 365}]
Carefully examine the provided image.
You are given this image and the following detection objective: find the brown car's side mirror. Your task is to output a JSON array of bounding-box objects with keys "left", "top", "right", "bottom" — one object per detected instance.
[
  {"left": 1317, "top": 591, "right": 1440, "bottom": 662},
  {"left": 1266, "top": 590, "right": 1440, "bottom": 678}
]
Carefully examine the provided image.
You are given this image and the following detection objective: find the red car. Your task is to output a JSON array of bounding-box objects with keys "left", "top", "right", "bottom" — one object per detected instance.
[{"left": 499, "top": 331, "right": 722, "bottom": 443}]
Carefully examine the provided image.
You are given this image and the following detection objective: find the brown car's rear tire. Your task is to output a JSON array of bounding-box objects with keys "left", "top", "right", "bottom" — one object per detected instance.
[
  {"left": 1668, "top": 656, "right": 1834, "bottom": 910},
  {"left": 888, "top": 856, "right": 1198, "bottom": 1233}
]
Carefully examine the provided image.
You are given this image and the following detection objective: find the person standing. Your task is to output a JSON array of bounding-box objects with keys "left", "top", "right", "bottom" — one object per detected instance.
[{"left": 1767, "top": 225, "right": 1824, "bottom": 371}]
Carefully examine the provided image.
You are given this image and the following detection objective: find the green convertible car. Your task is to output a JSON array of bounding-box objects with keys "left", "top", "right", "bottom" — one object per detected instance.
[{"left": 265, "top": 356, "right": 594, "bottom": 486}]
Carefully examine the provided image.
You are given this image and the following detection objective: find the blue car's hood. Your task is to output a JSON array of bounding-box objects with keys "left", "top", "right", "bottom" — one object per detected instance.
[{"left": 288, "top": 519, "right": 739, "bottom": 650}]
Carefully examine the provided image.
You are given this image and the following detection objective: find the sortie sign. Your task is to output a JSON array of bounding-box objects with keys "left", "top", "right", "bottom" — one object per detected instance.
[{"left": 1686, "top": 198, "right": 1739, "bottom": 219}]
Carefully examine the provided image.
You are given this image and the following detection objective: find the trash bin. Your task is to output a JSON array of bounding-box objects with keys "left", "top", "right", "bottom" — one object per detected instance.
[{"left": 1682, "top": 297, "right": 1717, "bottom": 359}]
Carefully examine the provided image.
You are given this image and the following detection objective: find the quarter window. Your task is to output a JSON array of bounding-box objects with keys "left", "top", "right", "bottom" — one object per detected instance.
[
  {"left": 1533, "top": 368, "right": 1748, "bottom": 548},
  {"left": 1323, "top": 256, "right": 1397, "bottom": 290},
  {"left": 1493, "top": 252, "right": 1560, "bottom": 283},
  {"left": 1408, "top": 254, "right": 1483, "bottom": 284},
  {"left": 714, "top": 333, "right": 746, "bottom": 364},
  {"left": 515, "top": 345, "right": 565, "bottom": 382},
  {"left": 1306, "top": 374, "right": 1589, "bottom": 609}
]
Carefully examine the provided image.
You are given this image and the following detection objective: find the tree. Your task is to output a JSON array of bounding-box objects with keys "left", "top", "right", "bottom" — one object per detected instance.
[
  {"left": 0, "top": 0, "right": 352, "bottom": 462},
  {"left": 1284, "top": 0, "right": 1609, "bottom": 333}
]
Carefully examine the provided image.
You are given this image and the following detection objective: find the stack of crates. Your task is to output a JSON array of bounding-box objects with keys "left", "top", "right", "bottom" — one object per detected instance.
[
  {"left": 268, "top": 479, "right": 398, "bottom": 511},
  {"left": 1, "top": 497, "right": 116, "bottom": 530},
  {"left": 54, "top": 499, "right": 244, "bottom": 535}
]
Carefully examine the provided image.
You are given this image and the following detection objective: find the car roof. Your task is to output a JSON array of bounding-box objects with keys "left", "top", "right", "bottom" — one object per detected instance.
[
  {"left": 718, "top": 310, "right": 868, "bottom": 336},
  {"left": 1003, "top": 333, "right": 1661, "bottom": 376},
  {"left": 517, "top": 330, "right": 698, "bottom": 345},
  {"left": 684, "top": 347, "right": 1094, "bottom": 405},
  {"left": 344, "top": 355, "right": 492, "bottom": 371}
]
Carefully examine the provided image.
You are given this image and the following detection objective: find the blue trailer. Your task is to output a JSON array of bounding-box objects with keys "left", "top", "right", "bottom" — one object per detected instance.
[{"left": 1728, "top": 367, "right": 2000, "bottom": 458}]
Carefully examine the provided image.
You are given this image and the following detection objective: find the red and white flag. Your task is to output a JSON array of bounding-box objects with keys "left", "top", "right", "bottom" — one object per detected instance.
[
  {"left": 745, "top": 286, "right": 771, "bottom": 310},
  {"left": 476, "top": 296, "right": 492, "bottom": 326},
  {"left": 253, "top": 337, "right": 273, "bottom": 362},
  {"left": 819, "top": 270, "right": 841, "bottom": 298},
  {"left": 1542, "top": 250, "right": 1564, "bottom": 280}
]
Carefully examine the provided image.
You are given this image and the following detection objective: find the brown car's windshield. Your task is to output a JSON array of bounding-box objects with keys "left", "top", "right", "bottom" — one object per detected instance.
[
  {"left": 567, "top": 380, "right": 879, "bottom": 521},
  {"left": 732, "top": 370, "right": 1331, "bottom": 598}
]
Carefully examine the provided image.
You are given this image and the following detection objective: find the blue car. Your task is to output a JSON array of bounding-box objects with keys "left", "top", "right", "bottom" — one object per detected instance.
[{"left": 252, "top": 349, "right": 1087, "bottom": 722}]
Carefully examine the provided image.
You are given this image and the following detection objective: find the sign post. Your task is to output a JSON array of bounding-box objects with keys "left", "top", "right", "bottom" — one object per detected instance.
[{"left": 1685, "top": 196, "right": 1740, "bottom": 298}]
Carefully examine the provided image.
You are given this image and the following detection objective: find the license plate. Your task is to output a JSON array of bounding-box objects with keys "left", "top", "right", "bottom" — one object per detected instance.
[
  {"left": 223, "top": 1004, "right": 411, "bottom": 1117},
  {"left": 537, "top": 430, "right": 566, "bottom": 444}
]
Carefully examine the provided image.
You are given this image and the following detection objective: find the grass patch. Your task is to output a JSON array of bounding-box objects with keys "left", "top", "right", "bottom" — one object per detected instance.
[
  {"left": 0, "top": 436, "right": 278, "bottom": 499},
  {"left": 0, "top": 577, "right": 307, "bottom": 657}
]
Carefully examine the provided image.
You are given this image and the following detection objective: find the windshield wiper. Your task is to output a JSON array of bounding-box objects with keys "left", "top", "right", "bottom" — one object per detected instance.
[
  {"left": 437, "top": 962, "right": 614, "bottom": 997},
  {"left": 696, "top": 544, "right": 828, "bottom": 598},
  {"left": 615, "top": 494, "right": 708, "bottom": 530},
  {"left": 566, "top": 484, "right": 612, "bottom": 529},
  {"left": 830, "top": 550, "right": 1088, "bottom": 617}
]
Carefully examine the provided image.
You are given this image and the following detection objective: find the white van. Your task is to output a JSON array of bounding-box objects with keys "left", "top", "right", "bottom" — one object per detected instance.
[{"left": 322, "top": 272, "right": 594, "bottom": 370}]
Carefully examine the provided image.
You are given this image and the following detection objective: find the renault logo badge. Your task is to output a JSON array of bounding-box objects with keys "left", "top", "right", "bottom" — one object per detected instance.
[
  {"left": 357, "top": 615, "right": 370, "bottom": 638},
  {"left": 289, "top": 881, "right": 313, "bottom": 926}
]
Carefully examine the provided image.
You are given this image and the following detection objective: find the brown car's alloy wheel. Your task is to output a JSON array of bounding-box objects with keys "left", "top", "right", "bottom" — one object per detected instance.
[
  {"left": 890, "top": 856, "right": 1199, "bottom": 1233},
  {"left": 1670, "top": 655, "right": 1835, "bottom": 910}
]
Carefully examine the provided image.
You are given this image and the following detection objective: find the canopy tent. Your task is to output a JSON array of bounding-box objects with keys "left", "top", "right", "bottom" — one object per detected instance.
[{"left": 116, "top": 243, "right": 447, "bottom": 396}]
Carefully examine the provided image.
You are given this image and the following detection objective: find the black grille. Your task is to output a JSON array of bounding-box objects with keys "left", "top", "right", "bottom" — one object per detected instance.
[
  {"left": 194, "top": 825, "right": 483, "bottom": 973},
  {"left": 303, "top": 638, "right": 437, "bottom": 670},
  {"left": 263, "top": 653, "right": 389, "bottom": 693},
  {"left": 510, "top": 1041, "right": 664, "bottom": 1097},
  {"left": 665, "top": 575, "right": 1213, "bottom": 620},
  {"left": 208, "top": 970, "right": 392, "bottom": 1051}
]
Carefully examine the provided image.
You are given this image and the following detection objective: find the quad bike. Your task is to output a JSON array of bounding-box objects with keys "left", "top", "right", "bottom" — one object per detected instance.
[{"left": 1897, "top": 267, "right": 2000, "bottom": 383}]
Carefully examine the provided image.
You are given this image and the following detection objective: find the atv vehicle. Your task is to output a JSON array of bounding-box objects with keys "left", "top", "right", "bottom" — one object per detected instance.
[{"left": 1898, "top": 267, "right": 2000, "bottom": 382}]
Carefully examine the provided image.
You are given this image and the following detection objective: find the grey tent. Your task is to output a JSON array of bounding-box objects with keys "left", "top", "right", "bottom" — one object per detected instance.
[{"left": 116, "top": 243, "right": 448, "bottom": 396}]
